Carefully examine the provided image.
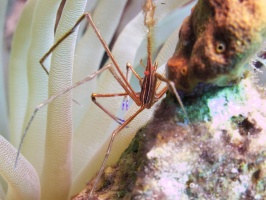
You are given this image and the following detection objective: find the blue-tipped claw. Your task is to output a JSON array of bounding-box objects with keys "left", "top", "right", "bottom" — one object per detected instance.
[
  {"left": 116, "top": 117, "right": 129, "bottom": 128},
  {"left": 122, "top": 98, "right": 129, "bottom": 111},
  {"left": 126, "top": 100, "right": 129, "bottom": 110},
  {"left": 122, "top": 101, "right": 125, "bottom": 111},
  {"left": 117, "top": 118, "right": 125, "bottom": 124}
]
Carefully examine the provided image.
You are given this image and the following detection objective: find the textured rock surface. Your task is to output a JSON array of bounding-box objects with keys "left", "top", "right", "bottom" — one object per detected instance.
[
  {"left": 125, "top": 79, "right": 266, "bottom": 200},
  {"left": 72, "top": 0, "right": 266, "bottom": 199},
  {"left": 73, "top": 78, "right": 266, "bottom": 199}
]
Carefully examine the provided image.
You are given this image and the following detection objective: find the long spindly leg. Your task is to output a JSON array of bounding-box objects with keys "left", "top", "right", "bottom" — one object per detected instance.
[
  {"left": 120, "top": 63, "right": 143, "bottom": 110},
  {"left": 88, "top": 106, "right": 145, "bottom": 199},
  {"left": 91, "top": 63, "right": 142, "bottom": 122},
  {"left": 91, "top": 92, "right": 137, "bottom": 125},
  {"left": 15, "top": 58, "right": 143, "bottom": 167},
  {"left": 155, "top": 71, "right": 166, "bottom": 91},
  {"left": 126, "top": 63, "right": 142, "bottom": 82},
  {"left": 84, "top": 13, "right": 137, "bottom": 98},
  {"left": 40, "top": 12, "right": 138, "bottom": 104},
  {"left": 155, "top": 85, "right": 168, "bottom": 99},
  {"left": 107, "top": 66, "right": 141, "bottom": 106},
  {"left": 15, "top": 64, "right": 113, "bottom": 167},
  {"left": 156, "top": 73, "right": 189, "bottom": 123},
  {"left": 39, "top": 14, "right": 86, "bottom": 75}
]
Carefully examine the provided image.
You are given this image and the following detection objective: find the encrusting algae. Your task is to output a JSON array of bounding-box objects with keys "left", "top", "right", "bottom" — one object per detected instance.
[{"left": 73, "top": 0, "right": 266, "bottom": 199}]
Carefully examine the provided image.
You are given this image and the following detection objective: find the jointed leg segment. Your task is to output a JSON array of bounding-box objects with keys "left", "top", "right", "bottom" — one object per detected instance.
[
  {"left": 15, "top": 64, "right": 113, "bottom": 167},
  {"left": 40, "top": 14, "right": 87, "bottom": 75},
  {"left": 121, "top": 63, "right": 143, "bottom": 110},
  {"left": 156, "top": 73, "right": 189, "bottom": 123},
  {"left": 90, "top": 63, "right": 144, "bottom": 124},
  {"left": 91, "top": 92, "right": 131, "bottom": 125},
  {"left": 88, "top": 106, "right": 145, "bottom": 199},
  {"left": 39, "top": 12, "right": 138, "bottom": 104}
]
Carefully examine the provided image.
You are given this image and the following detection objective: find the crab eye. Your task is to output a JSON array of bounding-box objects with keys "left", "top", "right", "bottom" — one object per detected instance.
[{"left": 216, "top": 42, "right": 226, "bottom": 53}]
